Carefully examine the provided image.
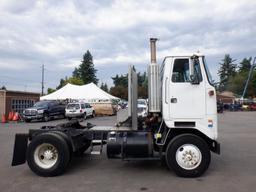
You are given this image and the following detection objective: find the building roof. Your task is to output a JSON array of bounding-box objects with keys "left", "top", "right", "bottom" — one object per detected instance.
[{"left": 0, "top": 89, "right": 40, "bottom": 95}]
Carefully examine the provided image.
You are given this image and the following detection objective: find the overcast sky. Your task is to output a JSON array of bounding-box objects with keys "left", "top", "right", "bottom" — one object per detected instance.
[{"left": 0, "top": 0, "right": 255, "bottom": 92}]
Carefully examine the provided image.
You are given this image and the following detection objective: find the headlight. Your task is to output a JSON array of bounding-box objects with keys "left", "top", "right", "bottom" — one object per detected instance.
[{"left": 37, "top": 109, "right": 44, "bottom": 114}]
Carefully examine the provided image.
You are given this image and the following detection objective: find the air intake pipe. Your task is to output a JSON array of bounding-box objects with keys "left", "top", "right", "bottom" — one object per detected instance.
[{"left": 148, "top": 38, "right": 161, "bottom": 113}]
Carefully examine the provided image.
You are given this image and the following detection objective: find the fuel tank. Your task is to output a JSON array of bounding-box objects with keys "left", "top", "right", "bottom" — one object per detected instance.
[{"left": 107, "top": 131, "right": 153, "bottom": 158}]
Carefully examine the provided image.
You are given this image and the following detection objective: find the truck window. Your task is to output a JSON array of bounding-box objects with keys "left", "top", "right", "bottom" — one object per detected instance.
[
  {"left": 192, "top": 57, "right": 203, "bottom": 82},
  {"left": 172, "top": 59, "right": 190, "bottom": 82},
  {"left": 81, "top": 104, "right": 85, "bottom": 109}
]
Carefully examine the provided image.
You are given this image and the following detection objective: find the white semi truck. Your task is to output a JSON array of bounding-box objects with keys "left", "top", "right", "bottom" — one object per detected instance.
[{"left": 12, "top": 38, "right": 220, "bottom": 177}]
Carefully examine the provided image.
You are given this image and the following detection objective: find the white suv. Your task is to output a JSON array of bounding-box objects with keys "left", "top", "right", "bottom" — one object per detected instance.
[{"left": 65, "top": 102, "right": 95, "bottom": 120}]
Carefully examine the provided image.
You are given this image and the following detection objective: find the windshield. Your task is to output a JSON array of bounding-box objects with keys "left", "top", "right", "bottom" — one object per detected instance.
[
  {"left": 203, "top": 57, "right": 214, "bottom": 85},
  {"left": 34, "top": 101, "right": 49, "bottom": 108},
  {"left": 67, "top": 104, "right": 80, "bottom": 109},
  {"left": 137, "top": 100, "right": 147, "bottom": 105}
]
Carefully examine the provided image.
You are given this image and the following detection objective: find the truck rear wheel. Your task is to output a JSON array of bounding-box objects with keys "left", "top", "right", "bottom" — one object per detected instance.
[
  {"left": 165, "top": 134, "right": 211, "bottom": 177},
  {"left": 26, "top": 132, "right": 70, "bottom": 177}
]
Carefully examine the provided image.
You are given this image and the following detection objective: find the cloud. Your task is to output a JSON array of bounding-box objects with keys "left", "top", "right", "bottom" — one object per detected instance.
[{"left": 0, "top": 0, "right": 256, "bottom": 91}]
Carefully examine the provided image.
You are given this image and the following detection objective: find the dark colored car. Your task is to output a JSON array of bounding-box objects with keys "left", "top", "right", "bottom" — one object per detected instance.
[
  {"left": 229, "top": 103, "right": 242, "bottom": 111},
  {"left": 217, "top": 101, "right": 224, "bottom": 113},
  {"left": 23, "top": 101, "right": 65, "bottom": 122}
]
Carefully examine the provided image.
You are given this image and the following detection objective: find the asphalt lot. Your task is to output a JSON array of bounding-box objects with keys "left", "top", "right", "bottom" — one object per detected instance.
[{"left": 0, "top": 112, "right": 256, "bottom": 192}]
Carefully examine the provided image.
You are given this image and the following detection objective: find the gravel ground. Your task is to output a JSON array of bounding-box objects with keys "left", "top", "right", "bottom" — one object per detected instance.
[{"left": 0, "top": 112, "right": 256, "bottom": 192}]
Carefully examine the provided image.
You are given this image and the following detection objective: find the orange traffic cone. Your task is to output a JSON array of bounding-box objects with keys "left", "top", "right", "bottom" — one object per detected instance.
[
  {"left": 12, "top": 112, "right": 19, "bottom": 121},
  {"left": 8, "top": 112, "right": 14, "bottom": 121},
  {"left": 1, "top": 114, "right": 7, "bottom": 123}
]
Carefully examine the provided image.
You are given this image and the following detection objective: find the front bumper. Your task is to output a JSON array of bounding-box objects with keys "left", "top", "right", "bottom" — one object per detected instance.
[
  {"left": 66, "top": 113, "right": 84, "bottom": 118},
  {"left": 23, "top": 114, "right": 43, "bottom": 120}
]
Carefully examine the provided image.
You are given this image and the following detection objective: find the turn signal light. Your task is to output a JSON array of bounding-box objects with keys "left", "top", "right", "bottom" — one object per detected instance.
[{"left": 209, "top": 90, "right": 214, "bottom": 96}]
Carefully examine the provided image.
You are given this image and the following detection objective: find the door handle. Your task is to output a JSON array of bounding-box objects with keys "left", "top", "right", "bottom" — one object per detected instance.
[
  {"left": 165, "top": 77, "right": 168, "bottom": 104},
  {"left": 171, "top": 98, "right": 177, "bottom": 103}
]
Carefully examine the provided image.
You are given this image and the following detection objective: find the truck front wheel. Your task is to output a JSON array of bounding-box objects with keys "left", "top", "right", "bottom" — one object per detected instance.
[
  {"left": 26, "top": 132, "right": 70, "bottom": 177},
  {"left": 165, "top": 134, "right": 211, "bottom": 177}
]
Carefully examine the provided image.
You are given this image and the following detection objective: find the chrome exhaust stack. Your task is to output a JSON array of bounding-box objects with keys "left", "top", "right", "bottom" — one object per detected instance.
[{"left": 148, "top": 38, "right": 161, "bottom": 113}]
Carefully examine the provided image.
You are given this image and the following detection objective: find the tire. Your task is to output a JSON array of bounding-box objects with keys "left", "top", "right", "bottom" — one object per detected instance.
[
  {"left": 165, "top": 134, "right": 211, "bottom": 177},
  {"left": 67, "top": 117, "right": 72, "bottom": 121},
  {"left": 25, "top": 119, "right": 31, "bottom": 123},
  {"left": 91, "top": 111, "right": 95, "bottom": 118},
  {"left": 26, "top": 132, "right": 70, "bottom": 177},
  {"left": 43, "top": 113, "right": 49, "bottom": 122}
]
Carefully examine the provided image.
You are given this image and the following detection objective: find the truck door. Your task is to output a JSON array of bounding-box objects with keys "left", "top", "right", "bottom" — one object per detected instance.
[{"left": 169, "top": 58, "right": 205, "bottom": 119}]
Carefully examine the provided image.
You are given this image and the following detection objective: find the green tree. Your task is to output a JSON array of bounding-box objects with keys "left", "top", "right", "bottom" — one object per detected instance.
[
  {"left": 56, "top": 76, "right": 84, "bottom": 90},
  {"left": 228, "top": 57, "right": 256, "bottom": 98},
  {"left": 100, "top": 82, "right": 109, "bottom": 92},
  {"left": 110, "top": 71, "right": 148, "bottom": 99},
  {"left": 110, "top": 85, "right": 128, "bottom": 100},
  {"left": 1, "top": 85, "right": 6, "bottom": 90},
  {"left": 218, "top": 54, "right": 237, "bottom": 91},
  {"left": 66, "top": 77, "right": 84, "bottom": 85},
  {"left": 73, "top": 50, "right": 98, "bottom": 85},
  {"left": 112, "top": 74, "right": 128, "bottom": 87},
  {"left": 72, "top": 67, "right": 80, "bottom": 78},
  {"left": 56, "top": 78, "right": 66, "bottom": 90},
  {"left": 47, "top": 88, "right": 56, "bottom": 94},
  {"left": 238, "top": 57, "right": 252, "bottom": 73}
]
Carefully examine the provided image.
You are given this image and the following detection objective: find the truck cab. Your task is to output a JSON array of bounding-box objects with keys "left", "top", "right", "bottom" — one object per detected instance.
[{"left": 162, "top": 55, "right": 217, "bottom": 140}]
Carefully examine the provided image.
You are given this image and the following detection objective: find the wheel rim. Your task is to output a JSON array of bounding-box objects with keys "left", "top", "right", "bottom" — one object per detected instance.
[
  {"left": 175, "top": 144, "right": 202, "bottom": 170},
  {"left": 44, "top": 115, "right": 49, "bottom": 121},
  {"left": 34, "top": 143, "right": 58, "bottom": 169}
]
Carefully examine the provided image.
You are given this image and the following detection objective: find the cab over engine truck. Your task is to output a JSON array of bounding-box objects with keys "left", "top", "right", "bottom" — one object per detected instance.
[{"left": 12, "top": 38, "right": 220, "bottom": 177}]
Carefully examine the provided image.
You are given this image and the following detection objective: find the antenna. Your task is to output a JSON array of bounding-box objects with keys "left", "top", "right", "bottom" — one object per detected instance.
[{"left": 41, "top": 64, "right": 45, "bottom": 95}]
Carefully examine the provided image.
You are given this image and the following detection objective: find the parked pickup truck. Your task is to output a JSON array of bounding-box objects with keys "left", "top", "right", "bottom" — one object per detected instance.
[{"left": 23, "top": 101, "right": 65, "bottom": 122}]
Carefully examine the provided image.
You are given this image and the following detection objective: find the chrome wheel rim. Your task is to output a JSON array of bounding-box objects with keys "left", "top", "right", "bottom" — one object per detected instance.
[
  {"left": 34, "top": 143, "right": 58, "bottom": 169},
  {"left": 175, "top": 144, "right": 202, "bottom": 170}
]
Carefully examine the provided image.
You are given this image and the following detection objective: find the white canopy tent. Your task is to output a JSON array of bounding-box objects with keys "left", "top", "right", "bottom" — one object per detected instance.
[{"left": 40, "top": 83, "right": 119, "bottom": 103}]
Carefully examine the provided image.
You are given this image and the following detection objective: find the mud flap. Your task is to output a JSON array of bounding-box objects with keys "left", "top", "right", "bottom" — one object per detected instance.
[{"left": 12, "top": 134, "right": 28, "bottom": 166}]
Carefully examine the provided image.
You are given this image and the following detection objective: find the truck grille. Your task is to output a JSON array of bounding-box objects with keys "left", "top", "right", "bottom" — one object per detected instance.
[{"left": 24, "top": 109, "right": 37, "bottom": 115}]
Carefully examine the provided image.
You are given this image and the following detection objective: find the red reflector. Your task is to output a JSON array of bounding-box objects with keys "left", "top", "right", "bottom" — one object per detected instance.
[
  {"left": 209, "top": 90, "right": 214, "bottom": 96},
  {"left": 80, "top": 110, "right": 82, "bottom": 112}
]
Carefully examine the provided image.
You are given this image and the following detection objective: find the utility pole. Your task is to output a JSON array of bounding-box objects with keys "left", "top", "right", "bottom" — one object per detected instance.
[
  {"left": 241, "top": 57, "right": 256, "bottom": 100},
  {"left": 41, "top": 64, "right": 45, "bottom": 96}
]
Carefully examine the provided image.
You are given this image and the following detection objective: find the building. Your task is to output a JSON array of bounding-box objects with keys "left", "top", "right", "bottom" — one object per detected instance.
[
  {"left": 217, "top": 91, "right": 236, "bottom": 104},
  {"left": 0, "top": 89, "right": 40, "bottom": 116}
]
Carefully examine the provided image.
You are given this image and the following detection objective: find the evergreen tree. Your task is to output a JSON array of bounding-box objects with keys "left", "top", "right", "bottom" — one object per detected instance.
[
  {"left": 238, "top": 57, "right": 252, "bottom": 73},
  {"left": 72, "top": 67, "right": 80, "bottom": 78},
  {"left": 100, "top": 82, "right": 109, "bottom": 92},
  {"left": 217, "top": 54, "right": 237, "bottom": 91},
  {"left": 56, "top": 78, "right": 66, "bottom": 90},
  {"left": 110, "top": 71, "right": 148, "bottom": 99},
  {"left": 74, "top": 50, "right": 98, "bottom": 85},
  {"left": 47, "top": 88, "right": 55, "bottom": 94},
  {"left": 1, "top": 85, "right": 6, "bottom": 90}
]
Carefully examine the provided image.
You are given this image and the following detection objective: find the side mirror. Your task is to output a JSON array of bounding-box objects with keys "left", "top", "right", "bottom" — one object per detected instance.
[{"left": 190, "top": 74, "right": 200, "bottom": 85}]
